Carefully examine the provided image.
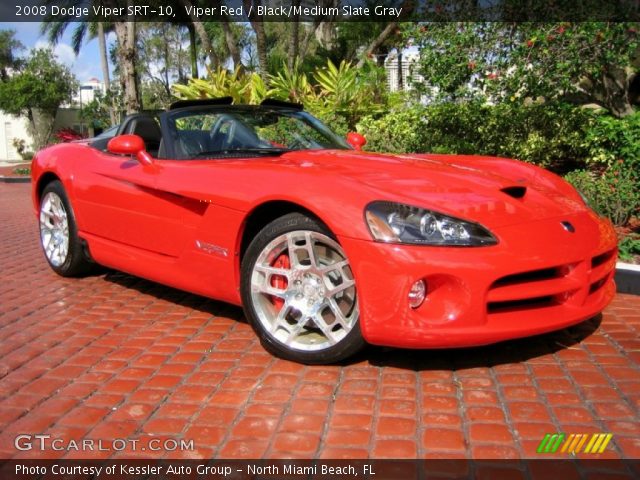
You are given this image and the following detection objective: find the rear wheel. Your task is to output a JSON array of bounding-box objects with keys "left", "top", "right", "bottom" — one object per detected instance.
[
  {"left": 39, "top": 180, "right": 93, "bottom": 277},
  {"left": 241, "top": 213, "right": 365, "bottom": 364}
]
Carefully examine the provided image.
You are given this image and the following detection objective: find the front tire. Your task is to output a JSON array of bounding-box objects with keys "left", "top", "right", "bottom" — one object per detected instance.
[
  {"left": 241, "top": 213, "right": 365, "bottom": 364},
  {"left": 39, "top": 180, "right": 93, "bottom": 277}
]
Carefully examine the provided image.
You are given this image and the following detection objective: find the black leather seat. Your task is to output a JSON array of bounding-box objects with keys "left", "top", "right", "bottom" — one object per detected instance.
[{"left": 126, "top": 116, "right": 162, "bottom": 156}]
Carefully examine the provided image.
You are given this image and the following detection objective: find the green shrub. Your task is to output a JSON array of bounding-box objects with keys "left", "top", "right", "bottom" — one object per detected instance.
[
  {"left": 565, "top": 164, "right": 640, "bottom": 226},
  {"left": 584, "top": 111, "right": 640, "bottom": 170},
  {"left": 618, "top": 234, "right": 640, "bottom": 263},
  {"left": 357, "top": 107, "right": 428, "bottom": 153},
  {"left": 358, "top": 101, "right": 595, "bottom": 170}
]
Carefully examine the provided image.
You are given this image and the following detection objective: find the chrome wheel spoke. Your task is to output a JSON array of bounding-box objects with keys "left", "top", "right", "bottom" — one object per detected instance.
[
  {"left": 254, "top": 264, "right": 291, "bottom": 279},
  {"left": 252, "top": 281, "right": 287, "bottom": 298},
  {"left": 313, "top": 312, "right": 338, "bottom": 345},
  {"left": 287, "top": 234, "right": 301, "bottom": 268},
  {"left": 41, "top": 210, "right": 55, "bottom": 221},
  {"left": 320, "top": 259, "right": 349, "bottom": 275},
  {"left": 304, "top": 232, "right": 318, "bottom": 268},
  {"left": 326, "top": 278, "right": 355, "bottom": 297},
  {"left": 284, "top": 317, "right": 307, "bottom": 346},
  {"left": 328, "top": 298, "right": 350, "bottom": 329},
  {"left": 270, "top": 303, "right": 292, "bottom": 334}
]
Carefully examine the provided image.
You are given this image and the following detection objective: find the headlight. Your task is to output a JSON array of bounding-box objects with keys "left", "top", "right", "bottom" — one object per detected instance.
[{"left": 365, "top": 201, "right": 498, "bottom": 246}]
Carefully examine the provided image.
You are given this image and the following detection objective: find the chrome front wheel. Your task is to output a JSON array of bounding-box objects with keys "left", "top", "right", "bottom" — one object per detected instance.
[{"left": 241, "top": 214, "right": 365, "bottom": 364}]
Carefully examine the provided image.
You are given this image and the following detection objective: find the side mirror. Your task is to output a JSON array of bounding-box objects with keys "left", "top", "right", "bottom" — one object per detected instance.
[
  {"left": 107, "top": 134, "right": 154, "bottom": 166},
  {"left": 346, "top": 132, "right": 366, "bottom": 151}
]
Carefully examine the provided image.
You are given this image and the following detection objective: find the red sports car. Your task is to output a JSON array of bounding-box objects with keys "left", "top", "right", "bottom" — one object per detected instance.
[{"left": 31, "top": 99, "right": 618, "bottom": 364}]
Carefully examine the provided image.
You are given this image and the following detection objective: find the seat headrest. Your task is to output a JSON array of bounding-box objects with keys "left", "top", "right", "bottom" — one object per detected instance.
[{"left": 130, "top": 117, "right": 161, "bottom": 141}]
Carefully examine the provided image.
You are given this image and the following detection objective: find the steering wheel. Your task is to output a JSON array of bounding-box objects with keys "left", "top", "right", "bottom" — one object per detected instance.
[{"left": 209, "top": 114, "right": 238, "bottom": 151}]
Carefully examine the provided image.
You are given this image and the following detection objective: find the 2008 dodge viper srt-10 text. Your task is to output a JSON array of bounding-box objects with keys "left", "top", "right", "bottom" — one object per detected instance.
[{"left": 31, "top": 98, "right": 618, "bottom": 364}]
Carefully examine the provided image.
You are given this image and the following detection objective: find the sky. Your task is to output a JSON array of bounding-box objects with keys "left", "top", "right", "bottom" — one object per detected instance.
[{"left": 0, "top": 21, "right": 111, "bottom": 83}]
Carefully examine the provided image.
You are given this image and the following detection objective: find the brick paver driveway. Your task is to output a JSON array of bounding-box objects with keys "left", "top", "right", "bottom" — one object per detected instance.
[{"left": 1, "top": 183, "right": 639, "bottom": 460}]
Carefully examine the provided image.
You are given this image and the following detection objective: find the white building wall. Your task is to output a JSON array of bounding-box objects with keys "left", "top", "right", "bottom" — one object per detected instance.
[
  {"left": 0, "top": 108, "right": 85, "bottom": 160},
  {"left": 0, "top": 112, "right": 32, "bottom": 160}
]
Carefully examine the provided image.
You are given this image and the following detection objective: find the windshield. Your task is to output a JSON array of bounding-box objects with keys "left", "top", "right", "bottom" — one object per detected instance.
[
  {"left": 93, "top": 125, "right": 118, "bottom": 140},
  {"left": 165, "top": 107, "right": 350, "bottom": 159}
]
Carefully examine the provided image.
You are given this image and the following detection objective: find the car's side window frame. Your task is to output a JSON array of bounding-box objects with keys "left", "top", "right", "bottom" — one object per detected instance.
[{"left": 159, "top": 112, "right": 181, "bottom": 160}]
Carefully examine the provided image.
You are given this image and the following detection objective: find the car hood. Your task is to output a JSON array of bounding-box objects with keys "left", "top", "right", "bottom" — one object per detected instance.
[{"left": 279, "top": 149, "right": 588, "bottom": 229}]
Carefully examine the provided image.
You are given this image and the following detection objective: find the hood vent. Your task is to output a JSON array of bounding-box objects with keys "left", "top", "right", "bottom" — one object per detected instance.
[{"left": 501, "top": 186, "right": 527, "bottom": 199}]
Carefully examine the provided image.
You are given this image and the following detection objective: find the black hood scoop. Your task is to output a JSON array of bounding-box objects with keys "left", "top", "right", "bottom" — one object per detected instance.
[{"left": 501, "top": 186, "right": 527, "bottom": 199}]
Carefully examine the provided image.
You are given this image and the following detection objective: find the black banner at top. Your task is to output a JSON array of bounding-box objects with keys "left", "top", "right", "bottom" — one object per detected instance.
[{"left": 2, "top": 0, "right": 640, "bottom": 23}]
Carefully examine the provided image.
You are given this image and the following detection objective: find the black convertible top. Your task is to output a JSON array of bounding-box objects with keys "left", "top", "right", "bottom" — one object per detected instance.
[
  {"left": 168, "top": 97, "right": 233, "bottom": 110},
  {"left": 168, "top": 97, "right": 304, "bottom": 111}
]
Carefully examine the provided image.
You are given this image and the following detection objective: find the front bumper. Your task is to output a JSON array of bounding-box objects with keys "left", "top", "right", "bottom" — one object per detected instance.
[{"left": 338, "top": 211, "right": 617, "bottom": 349}]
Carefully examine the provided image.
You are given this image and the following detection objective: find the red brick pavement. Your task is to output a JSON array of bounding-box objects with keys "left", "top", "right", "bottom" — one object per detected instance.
[{"left": 1, "top": 183, "right": 639, "bottom": 460}]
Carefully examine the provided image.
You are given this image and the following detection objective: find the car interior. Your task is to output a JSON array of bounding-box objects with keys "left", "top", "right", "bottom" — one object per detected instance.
[
  {"left": 90, "top": 113, "right": 162, "bottom": 156},
  {"left": 124, "top": 116, "right": 162, "bottom": 157}
]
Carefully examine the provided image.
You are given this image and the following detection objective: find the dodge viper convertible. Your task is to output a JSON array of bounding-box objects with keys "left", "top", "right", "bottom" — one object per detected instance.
[{"left": 31, "top": 98, "right": 618, "bottom": 364}]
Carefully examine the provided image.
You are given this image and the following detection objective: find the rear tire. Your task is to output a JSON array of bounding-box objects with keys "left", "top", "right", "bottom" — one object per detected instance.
[
  {"left": 39, "top": 180, "right": 93, "bottom": 277},
  {"left": 241, "top": 213, "right": 365, "bottom": 364}
]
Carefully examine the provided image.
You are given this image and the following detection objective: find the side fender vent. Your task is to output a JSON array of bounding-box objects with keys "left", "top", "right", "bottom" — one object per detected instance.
[{"left": 501, "top": 186, "right": 527, "bottom": 199}]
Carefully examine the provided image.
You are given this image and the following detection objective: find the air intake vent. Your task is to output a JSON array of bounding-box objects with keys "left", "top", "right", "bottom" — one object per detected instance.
[{"left": 501, "top": 186, "right": 527, "bottom": 199}]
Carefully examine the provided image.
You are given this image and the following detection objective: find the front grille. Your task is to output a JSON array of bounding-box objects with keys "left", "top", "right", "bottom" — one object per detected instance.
[
  {"left": 487, "top": 264, "right": 574, "bottom": 310},
  {"left": 487, "top": 249, "right": 616, "bottom": 316},
  {"left": 488, "top": 296, "right": 556, "bottom": 314},
  {"left": 592, "top": 249, "right": 616, "bottom": 269},
  {"left": 492, "top": 267, "right": 561, "bottom": 288}
]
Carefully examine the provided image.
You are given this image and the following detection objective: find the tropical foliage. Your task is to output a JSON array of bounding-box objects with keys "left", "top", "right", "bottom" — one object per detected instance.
[
  {"left": 172, "top": 60, "right": 389, "bottom": 134},
  {"left": 0, "top": 48, "right": 77, "bottom": 149}
]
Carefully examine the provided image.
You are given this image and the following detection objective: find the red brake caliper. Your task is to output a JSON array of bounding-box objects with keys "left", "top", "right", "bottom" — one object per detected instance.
[{"left": 270, "top": 253, "right": 290, "bottom": 310}]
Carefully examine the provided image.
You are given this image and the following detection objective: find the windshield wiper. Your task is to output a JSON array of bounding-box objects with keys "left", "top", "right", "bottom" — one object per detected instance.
[{"left": 194, "top": 147, "right": 290, "bottom": 158}]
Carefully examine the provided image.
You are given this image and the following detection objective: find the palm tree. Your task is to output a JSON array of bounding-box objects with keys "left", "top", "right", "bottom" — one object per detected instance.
[
  {"left": 178, "top": 0, "right": 219, "bottom": 69},
  {"left": 244, "top": 0, "right": 268, "bottom": 80},
  {"left": 185, "top": 23, "right": 198, "bottom": 79},
  {"left": 41, "top": 15, "right": 116, "bottom": 123},
  {"left": 41, "top": 0, "right": 144, "bottom": 115}
]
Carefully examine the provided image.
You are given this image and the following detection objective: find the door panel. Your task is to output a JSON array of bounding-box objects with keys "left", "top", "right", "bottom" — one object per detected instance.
[{"left": 73, "top": 151, "right": 184, "bottom": 256}]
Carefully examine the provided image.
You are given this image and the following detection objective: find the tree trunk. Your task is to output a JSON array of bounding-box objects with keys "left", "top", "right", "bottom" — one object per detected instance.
[
  {"left": 357, "top": 22, "right": 398, "bottom": 68},
  {"left": 220, "top": 18, "right": 241, "bottom": 72},
  {"left": 288, "top": 1, "right": 300, "bottom": 70},
  {"left": 299, "top": 23, "right": 318, "bottom": 61},
  {"left": 163, "top": 26, "right": 171, "bottom": 97},
  {"left": 575, "top": 67, "right": 635, "bottom": 118},
  {"left": 27, "top": 108, "right": 56, "bottom": 151},
  {"left": 300, "top": 0, "right": 338, "bottom": 59},
  {"left": 397, "top": 51, "right": 403, "bottom": 90},
  {"left": 244, "top": 0, "right": 268, "bottom": 79},
  {"left": 97, "top": 22, "right": 117, "bottom": 125},
  {"left": 187, "top": 23, "right": 198, "bottom": 79},
  {"left": 114, "top": 20, "right": 140, "bottom": 114},
  {"left": 179, "top": 0, "right": 218, "bottom": 69},
  {"left": 315, "top": 21, "right": 335, "bottom": 50},
  {"left": 601, "top": 70, "right": 634, "bottom": 118}
]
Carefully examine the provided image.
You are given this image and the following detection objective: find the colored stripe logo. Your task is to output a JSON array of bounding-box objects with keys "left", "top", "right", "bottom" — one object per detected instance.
[{"left": 537, "top": 433, "right": 613, "bottom": 454}]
